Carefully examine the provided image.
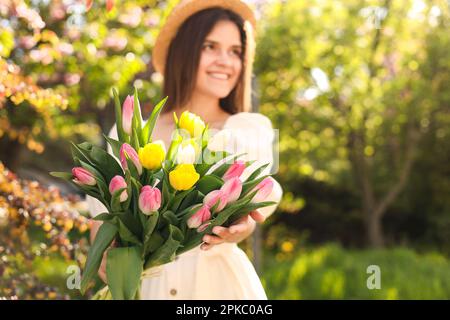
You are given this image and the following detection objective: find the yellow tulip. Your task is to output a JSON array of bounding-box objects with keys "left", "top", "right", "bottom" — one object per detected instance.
[
  {"left": 178, "top": 111, "right": 206, "bottom": 138},
  {"left": 169, "top": 164, "right": 200, "bottom": 190},
  {"left": 138, "top": 141, "right": 166, "bottom": 170}
]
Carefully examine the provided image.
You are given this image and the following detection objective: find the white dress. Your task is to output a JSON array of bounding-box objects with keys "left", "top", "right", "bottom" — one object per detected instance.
[{"left": 85, "top": 112, "right": 283, "bottom": 299}]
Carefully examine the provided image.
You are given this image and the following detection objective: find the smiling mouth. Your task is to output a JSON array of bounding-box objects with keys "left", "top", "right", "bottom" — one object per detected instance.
[{"left": 207, "top": 72, "right": 230, "bottom": 80}]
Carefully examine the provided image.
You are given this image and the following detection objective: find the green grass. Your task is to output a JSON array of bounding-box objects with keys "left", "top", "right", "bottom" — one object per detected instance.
[{"left": 261, "top": 243, "right": 450, "bottom": 299}]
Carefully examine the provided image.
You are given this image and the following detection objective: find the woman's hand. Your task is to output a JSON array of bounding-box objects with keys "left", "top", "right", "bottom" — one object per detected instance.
[
  {"left": 98, "top": 240, "right": 117, "bottom": 284},
  {"left": 200, "top": 210, "right": 266, "bottom": 251},
  {"left": 98, "top": 250, "right": 108, "bottom": 284}
]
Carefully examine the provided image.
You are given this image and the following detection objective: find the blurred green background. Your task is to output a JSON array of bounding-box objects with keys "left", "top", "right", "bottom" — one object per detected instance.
[{"left": 1, "top": 0, "right": 449, "bottom": 299}]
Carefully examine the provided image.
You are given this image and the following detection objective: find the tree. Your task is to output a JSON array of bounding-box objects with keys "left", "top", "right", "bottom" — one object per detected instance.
[
  {"left": 0, "top": 0, "right": 169, "bottom": 172},
  {"left": 255, "top": 0, "right": 450, "bottom": 247}
]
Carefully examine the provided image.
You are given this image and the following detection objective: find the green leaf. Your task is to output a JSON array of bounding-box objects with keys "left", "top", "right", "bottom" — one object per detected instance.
[
  {"left": 144, "top": 168, "right": 155, "bottom": 186},
  {"left": 144, "top": 225, "right": 183, "bottom": 269},
  {"left": 168, "top": 189, "right": 193, "bottom": 212},
  {"left": 165, "top": 129, "right": 182, "bottom": 162},
  {"left": 130, "top": 177, "right": 143, "bottom": 223},
  {"left": 153, "top": 170, "right": 164, "bottom": 181},
  {"left": 131, "top": 127, "right": 140, "bottom": 151},
  {"left": 178, "top": 190, "right": 199, "bottom": 212},
  {"left": 70, "top": 142, "right": 95, "bottom": 167},
  {"left": 173, "top": 111, "right": 179, "bottom": 126},
  {"left": 110, "top": 187, "right": 126, "bottom": 213},
  {"left": 94, "top": 178, "right": 110, "bottom": 206},
  {"left": 145, "top": 231, "right": 165, "bottom": 255},
  {"left": 196, "top": 175, "right": 223, "bottom": 195},
  {"left": 120, "top": 212, "right": 143, "bottom": 236},
  {"left": 123, "top": 170, "right": 133, "bottom": 210},
  {"left": 142, "top": 96, "right": 168, "bottom": 144},
  {"left": 49, "top": 171, "right": 72, "bottom": 181},
  {"left": 71, "top": 185, "right": 105, "bottom": 208},
  {"left": 245, "top": 160, "right": 257, "bottom": 167},
  {"left": 196, "top": 191, "right": 205, "bottom": 203},
  {"left": 161, "top": 210, "right": 178, "bottom": 227},
  {"left": 175, "top": 203, "right": 201, "bottom": 220},
  {"left": 114, "top": 218, "right": 141, "bottom": 246},
  {"left": 73, "top": 157, "right": 81, "bottom": 167},
  {"left": 78, "top": 142, "right": 94, "bottom": 151},
  {"left": 195, "top": 150, "right": 229, "bottom": 176},
  {"left": 137, "top": 211, "right": 147, "bottom": 230},
  {"left": 131, "top": 176, "right": 143, "bottom": 190},
  {"left": 195, "top": 163, "right": 212, "bottom": 177},
  {"left": 161, "top": 173, "right": 172, "bottom": 210},
  {"left": 163, "top": 159, "right": 175, "bottom": 172},
  {"left": 133, "top": 87, "right": 143, "bottom": 146},
  {"left": 245, "top": 162, "right": 270, "bottom": 182},
  {"left": 144, "top": 212, "right": 159, "bottom": 239},
  {"left": 241, "top": 174, "right": 271, "bottom": 196},
  {"left": 143, "top": 212, "right": 159, "bottom": 256},
  {"left": 225, "top": 201, "right": 277, "bottom": 226},
  {"left": 106, "top": 246, "right": 143, "bottom": 300},
  {"left": 112, "top": 88, "right": 128, "bottom": 143},
  {"left": 140, "top": 168, "right": 148, "bottom": 187},
  {"left": 80, "top": 222, "right": 117, "bottom": 295},
  {"left": 92, "top": 212, "right": 114, "bottom": 221},
  {"left": 93, "top": 212, "right": 137, "bottom": 222},
  {"left": 103, "top": 135, "right": 123, "bottom": 160},
  {"left": 201, "top": 125, "right": 210, "bottom": 149}
]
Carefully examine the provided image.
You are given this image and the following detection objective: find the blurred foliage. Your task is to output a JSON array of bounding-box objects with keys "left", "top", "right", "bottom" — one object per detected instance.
[
  {"left": 255, "top": 0, "right": 450, "bottom": 248},
  {"left": 261, "top": 243, "right": 450, "bottom": 299},
  {"left": 0, "top": 0, "right": 175, "bottom": 172},
  {"left": 0, "top": 161, "right": 95, "bottom": 299},
  {"left": 0, "top": 58, "right": 68, "bottom": 154}
]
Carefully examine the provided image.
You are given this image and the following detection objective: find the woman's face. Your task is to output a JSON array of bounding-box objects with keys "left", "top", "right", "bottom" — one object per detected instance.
[{"left": 195, "top": 20, "right": 243, "bottom": 99}]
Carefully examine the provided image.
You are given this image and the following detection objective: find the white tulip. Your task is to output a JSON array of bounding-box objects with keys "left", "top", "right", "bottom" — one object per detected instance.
[{"left": 176, "top": 143, "right": 197, "bottom": 164}]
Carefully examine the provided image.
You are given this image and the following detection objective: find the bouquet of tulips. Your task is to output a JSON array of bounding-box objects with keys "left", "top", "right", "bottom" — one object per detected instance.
[{"left": 50, "top": 88, "right": 276, "bottom": 300}]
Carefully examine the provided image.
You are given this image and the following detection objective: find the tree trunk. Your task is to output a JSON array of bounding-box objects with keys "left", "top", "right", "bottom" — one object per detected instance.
[
  {"left": 348, "top": 130, "right": 386, "bottom": 247},
  {"left": 367, "top": 212, "right": 384, "bottom": 248}
]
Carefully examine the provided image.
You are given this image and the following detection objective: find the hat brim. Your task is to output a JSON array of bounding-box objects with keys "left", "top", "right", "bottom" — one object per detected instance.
[{"left": 152, "top": 0, "right": 256, "bottom": 75}]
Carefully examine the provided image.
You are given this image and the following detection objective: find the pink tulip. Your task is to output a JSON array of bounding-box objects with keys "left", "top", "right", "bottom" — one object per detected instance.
[
  {"left": 250, "top": 177, "right": 274, "bottom": 203},
  {"left": 197, "top": 222, "right": 211, "bottom": 233},
  {"left": 187, "top": 205, "right": 211, "bottom": 229},
  {"left": 122, "top": 95, "right": 134, "bottom": 135},
  {"left": 139, "top": 186, "right": 161, "bottom": 215},
  {"left": 120, "top": 143, "right": 142, "bottom": 175},
  {"left": 223, "top": 160, "right": 246, "bottom": 181},
  {"left": 72, "top": 167, "right": 96, "bottom": 186},
  {"left": 220, "top": 177, "right": 242, "bottom": 203},
  {"left": 109, "top": 175, "right": 128, "bottom": 202},
  {"left": 203, "top": 189, "right": 228, "bottom": 212}
]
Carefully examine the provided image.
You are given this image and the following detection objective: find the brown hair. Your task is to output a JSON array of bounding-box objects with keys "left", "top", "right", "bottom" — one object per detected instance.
[{"left": 162, "top": 7, "right": 247, "bottom": 115}]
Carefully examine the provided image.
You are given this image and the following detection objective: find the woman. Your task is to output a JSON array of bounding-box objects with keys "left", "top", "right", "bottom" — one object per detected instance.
[{"left": 87, "top": 0, "right": 283, "bottom": 299}]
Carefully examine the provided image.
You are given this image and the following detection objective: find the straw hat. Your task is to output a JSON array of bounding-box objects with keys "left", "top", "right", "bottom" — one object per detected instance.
[{"left": 152, "top": 0, "right": 257, "bottom": 112}]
